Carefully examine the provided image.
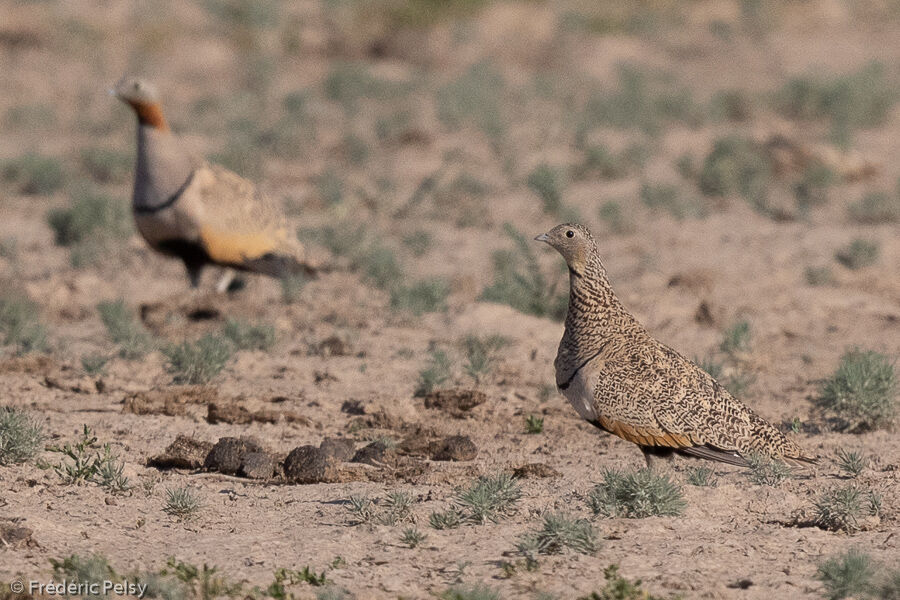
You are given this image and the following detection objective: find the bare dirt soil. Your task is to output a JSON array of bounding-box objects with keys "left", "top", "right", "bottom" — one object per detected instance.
[{"left": 1, "top": 1, "right": 898, "bottom": 598}]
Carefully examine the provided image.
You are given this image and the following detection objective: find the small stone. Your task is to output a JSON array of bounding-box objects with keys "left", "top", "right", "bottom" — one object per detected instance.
[
  {"left": 104, "top": 496, "right": 118, "bottom": 506},
  {"left": 203, "top": 437, "right": 264, "bottom": 475},
  {"left": 149, "top": 435, "right": 213, "bottom": 470},
  {"left": 423, "top": 389, "right": 487, "bottom": 417},
  {"left": 351, "top": 441, "right": 397, "bottom": 467},
  {"left": 430, "top": 435, "right": 477, "bottom": 461},
  {"left": 512, "top": 463, "right": 561, "bottom": 479},
  {"left": 283, "top": 445, "right": 340, "bottom": 484},
  {"left": 319, "top": 438, "right": 355, "bottom": 462},
  {"left": 239, "top": 452, "right": 276, "bottom": 480}
]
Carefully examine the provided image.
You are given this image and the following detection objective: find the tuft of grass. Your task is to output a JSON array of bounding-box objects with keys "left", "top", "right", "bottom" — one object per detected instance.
[
  {"left": 598, "top": 200, "right": 634, "bottom": 235},
  {"left": 461, "top": 334, "right": 508, "bottom": 382},
  {"left": 163, "top": 335, "right": 234, "bottom": 384},
  {"left": 793, "top": 162, "right": 837, "bottom": 210},
  {"left": 578, "top": 564, "right": 677, "bottom": 600},
  {"left": 440, "top": 584, "right": 500, "bottom": 600},
  {"left": 723, "top": 371, "right": 756, "bottom": 398},
  {"left": 835, "top": 448, "right": 868, "bottom": 478},
  {"left": 163, "top": 487, "right": 203, "bottom": 520},
  {"left": 588, "top": 468, "right": 686, "bottom": 518},
  {"left": 518, "top": 512, "right": 598, "bottom": 559},
  {"left": 2, "top": 152, "right": 65, "bottom": 195},
  {"left": 81, "top": 354, "right": 109, "bottom": 375},
  {"left": 455, "top": 473, "right": 522, "bottom": 524},
  {"left": 527, "top": 163, "right": 565, "bottom": 216},
  {"left": 97, "top": 300, "right": 153, "bottom": 359},
  {"left": 324, "top": 62, "right": 395, "bottom": 112},
  {"left": 317, "top": 169, "right": 344, "bottom": 206},
  {"left": 280, "top": 273, "right": 307, "bottom": 304},
  {"left": 414, "top": 348, "right": 452, "bottom": 397},
  {"left": 818, "top": 348, "right": 897, "bottom": 432},
  {"left": 0, "top": 292, "right": 47, "bottom": 355},
  {"left": 389, "top": 279, "right": 449, "bottom": 315},
  {"left": 698, "top": 136, "right": 771, "bottom": 209},
  {"left": 524, "top": 414, "right": 544, "bottom": 434},
  {"left": 805, "top": 265, "right": 835, "bottom": 286},
  {"left": 436, "top": 61, "right": 505, "bottom": 141},
  {"left": 576, "top": 144, "right": 629, "bottom": 180},
  {"left": 47, "top": 189, "right": 131, "bottom": 247},
  {"left": 94, "top": 444, "right": 131, "bottom": 494},
  {"left": 267, "top": 566, "right": 328, "bottom": 592},
  {"left": 345, "top": 492, "right": 414, "bottom": 526},
  {"left": 835, "top": 239, "right": 880, "bottom": 270},
  {"left": 162, "top": 557, "right": 243, "bottom": 599},
  {"left": 848, "top": 191, "right": 900, "bottom": 224},
  {"left": 640, "top": 181, "right": 707, "bottom": 220},
  {"left": 222, "top": 319, "right": 276, "bottom": 351},
  {"left": 205, "top": 0, "right": 281, "bottom": 28},
  {"left": 346, "top": 495, "right": 376, "bottom": 524},
  {"left": 685, "top": 465, "right": 718, "bottom": 487},
  {"left": 720, "top": 320, "right": 751, "bottom": 355},
  {"left": 400, "top": 527, "right": 426, "bottom": 549},
  {"left": 50, "top": 554, "right": 118, "bottom": 596},
  {"left": 813, "top": 484, "right": 881, "bottom": 533},
  {"left": 402, "top": 230, "right": 433, "bottom": 257},
  {"left": 745, "top": 453, "right": 792, "bottom": 486},
  {"left": 816, "top": 549, "right": 877, "bottom": 600},
  {"left": 80, "top": 147, "right": 132, "bottom": 184},
  {"left": 49, "top": 425, "right": 127, "bottom": 492},
  {"left": 696, "top": 356, "right": 723, "bottom": 379},
  {"left": 774, "top": 61, "right": 896, "bottom": 148},
  {"left": 429, "top": 508, "right": 462, "bottom": 530},
  {"left": 481, "top": 223, "right": 567, "bottom": 321},
  {"left": 0, "top": 407, "right": 44, "bottom": 465}
]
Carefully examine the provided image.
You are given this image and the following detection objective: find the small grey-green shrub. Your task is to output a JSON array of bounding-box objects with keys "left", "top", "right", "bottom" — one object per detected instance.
[
  {"left": 400, "top": 527, "right": 426, "bottom": 548},
  {"left": 805, "top": 265, "right": 834, "bottom": 286},
  {"left": 0, "top": 292, "right": 47, "bottom": 355},
  {"left": 80, "top": 147, "right": 132, "bottom": 184},
  {"left": 481, "top": 224, "right": 567, "bottom": 321},
  {"left": 817, "top": 549, "right": 877, "bottom": 600},
  {"left": 47, "top": 189, "right": 131, "bottom": 247},
  {"left": 97, "top": 300, "right": 153, "bottom": 359},
  {"left": 455, "top": 473, "right": 522, "bottom": 524},
  {"left": 3, "top": 152, "right": 65, "bottom": 195},
  {"left": 280, "top": 273, "right": 307, "bottom": 304},
  {"left": 525, "top": 414, "right": 544, "bottom": 434},
  {"left": 517, "top": 512, "right": 598, "bottom": 557},
  {"left": 163, "top": 335, "right": 233, "bottom": 384},
  {"left": 835, "top": 239, "right": 879, "bottom": 270},
  {"left": 699, "top": 136, "right": 771, "bottom": 208},
  {"left": 848, "top": 191, "right": 900, "bottom": 224},
  {"left": 346, "top": 495, "right": 376, "bottom": 524},
  {"left": 222, "top": 319, "right": 276, "bottom": 351},
  {"left": 414, "top": 348, "right": 452, "bottom": 397},
  {"left": 461, "top": 334, "right": 508, "bottom": 382},
  {"left": 588, "top": 468, "right": 686, "bottom": 518},
  {"left": 390, "top": 279, "right": 449, "bottom": 315},
  {"left": 598, "top": 200, "right": 634, "bottom": 234},
  {"left": 0, "top": 407, "right": 44, "bottom": 465},
  {"left": 685, "top": 465, "right": 718, "bottom": 487},
  {"left": 720, "top": 320, "right": 751, "bottom": 355},
  {"left": 81, "top": 354, "right": 109, "bottom": 375},
  {"left": 440, "top": 584, "right": 500, "bottom": 600},
  {"left": 818, "top": 348, "right": 897, "bottom": 432},
  {"left": 164, "top": 486, "right": 202, "bottom": 520},
  {"left": 745, "top": 453, "right": 792, "bottom": 486},
  {"left": 429, "top": 508, "right": 462, "bottom": 530},
  {"left": 835, "top": 448, "right": 868, "bottom": 478},
  {"left": 527, "top": 163, "right": 565, "bottom": 216},
  {"left": 402, "top": 230, "right": 432, "bottom": 257},
  {"left": 640, "top": 182, "right": 706, "bottom": 220},
  {"left": 793, "top": 162, "right": 836, "bottom": 210},
  {"left": 813, "top": 484, "right": 881, "bottom": 533}
]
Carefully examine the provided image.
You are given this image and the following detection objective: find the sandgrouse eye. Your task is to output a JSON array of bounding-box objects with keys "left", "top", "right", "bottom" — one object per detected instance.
[{"left": 566, "top": 230, "right": 574, "bottom": 238}]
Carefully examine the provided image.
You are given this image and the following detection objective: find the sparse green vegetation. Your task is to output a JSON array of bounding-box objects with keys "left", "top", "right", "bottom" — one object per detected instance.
[
  {"left": 97, "top": 300, "right": 153, "bottom": 359},
  {"left": 849, "top": 191, "right": 900, "bottom": 224},
  {"left": 818, "top": 348, "right": 897, "bottom": 432},
  {"left": 813, "top": 484, "right": 881, "bottom": 533},
  {"left": 402, "top": 230, "right": 433, "bottom": 257},
  {"left": 440, "top": 584, "right": 500, "bottom": 600},
  {"left": 429, "top": 508, "right": 462, "bottom": 530},
  {"left": 817, "top": 549, "right": 877, "bottom": 600},
  {"left": 345, "top": 492, "right": 414, "bottom": 526},
  {"left": 0, "top": 292, "right": 47, "bottom": 355},
  {"left": 720, "top": 320, "right": 751, "bottom": 355},
  {"left": 454, "top": 473, "right": 522, "bottom": 524},
  {"left": 578, "top": 564, "right": 677, "bottom": 600},
  {"left": 517, "top": 512, "right": 598, "bottom": 558},
  {"left": 280, "top": 273, "right": 307, "bottom": 304},
  {"left": 685, "top": 465, "right": 718, "bottom": 487},
  {"left": 527, "top": 163, "right": 565, "bottom": 216},
  {"left": 461, "top": 334, "right": 508, "bottom": 382},
  {"left": 598, "top": 200, "right": 634, "bottom": 234},
  {"left": 774, "top": 61, "right": 896, "bottom": 148},
  {"left": 50, "top": 425, "right": 129, "bottom": 492},
  {"left": 835, "top": 239, "right": 880, "bottom": 270},
  {"left": 588, "top": 468, "right": 686, "bottom": 518},
  {"left": 389, "top": 278, "right": 450, "bottom": 315},
  {"left": 414, "top": 348, "right": 452, "bottom": 396},
  {"left": 2, "top": 152, "right": 65, "bottom": 195},
  {"left": 163, "top": 335, "right": 234, "bottom": 384},
  {"left": 640, "top": 181, "right": 706, "bottom": 219},
  {"left": 0, "top": 407, "right": 44, "bottom": 465},
  {"left": 805, "top": 265, "right": 835, "bottom": 286},
  {"left": 482, "top": 224, "right": 567, "bottom": 321},
  {"left": 524, "top": 414, "right": 544, "bottom": 434},
  {"left": 699, "top": 136, "right": 771, "bottom": 209},
  {"left": 400, "top": 527, "right": 427, "bottom": 548},
  {"left": 163, "top": 486, "right": 203, "bottom": 520},
  {"left": 437, "top": 61, "right": 505, "bottom": 141},
  {"left": 222, "top": 319, "right": 276, "bottom": 351},
  {"left": 746, "top": 453, "right": 792, "bottom": 486},
  {"left": 793, "top": 162, "right": 836, "bottom": 209},
  {"left": 318, "top": 169, "right": 344, "bottom": 206},
  {"left": 835, "top": 448, "right": 868, "bottom": 478},
  {"left": 47, "top": 189, "right": 132, "bottom": 266},
  {"left": 267, "top": 565, "right": 328, "bottom": 592},
  {"left": 81, "top": 354, "right": 109, "bottom": 375},
  {"left": 80, "top": 147, "right": 132, "bottom": 184}
]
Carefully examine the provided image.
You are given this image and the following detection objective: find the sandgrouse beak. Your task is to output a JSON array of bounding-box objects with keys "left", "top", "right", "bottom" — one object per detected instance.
[{"left": 534, "top": 233, "right": 550, "bottom": 243}]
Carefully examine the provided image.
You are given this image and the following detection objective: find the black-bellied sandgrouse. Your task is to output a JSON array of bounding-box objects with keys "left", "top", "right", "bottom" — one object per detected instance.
[
  {"left": 113, "top": 77, "right": 314, "bottom": 289},
  {"left": 535, "top": 223, "right": 817, "bottom": 468}
]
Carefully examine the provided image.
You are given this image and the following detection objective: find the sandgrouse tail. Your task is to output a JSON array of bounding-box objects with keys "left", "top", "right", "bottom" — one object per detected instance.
[
  {"left": 536, "top": 223, "right": 817, "bottom": 468},
  {"left": 113, "top": 77, "right": 315, "bottom": 290}
]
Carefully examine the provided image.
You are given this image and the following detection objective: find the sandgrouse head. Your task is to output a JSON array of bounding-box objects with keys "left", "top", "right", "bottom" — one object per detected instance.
[
  {"left": 535, "top": 223, "right": 597, "bottom": 275},
  {"left": 111, "top": 77, "right": 167, "bottom": 130}
]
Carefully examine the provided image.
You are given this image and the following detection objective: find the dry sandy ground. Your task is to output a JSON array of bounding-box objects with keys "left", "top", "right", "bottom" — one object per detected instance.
[{"left": 1, "top": 1, "right": 899, "bottom": 598}]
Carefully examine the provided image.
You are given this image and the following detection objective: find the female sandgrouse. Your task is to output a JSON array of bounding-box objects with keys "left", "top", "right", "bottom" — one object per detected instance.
[
  {"left": 535, "top": 223, "right": 816, "bottom": 468},
  {"left": 113, "top": 77, "right": 314, "bottom": 289}
]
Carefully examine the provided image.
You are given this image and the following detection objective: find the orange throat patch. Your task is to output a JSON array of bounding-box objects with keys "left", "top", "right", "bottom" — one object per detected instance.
[{"left": 131, "top": 100, "right": 169, "bottom": 131}]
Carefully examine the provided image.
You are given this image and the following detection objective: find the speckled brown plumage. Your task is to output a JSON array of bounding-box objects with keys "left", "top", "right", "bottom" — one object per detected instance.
[{"left": 536, "top": 223, "right": 817, "bottom": 468}]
